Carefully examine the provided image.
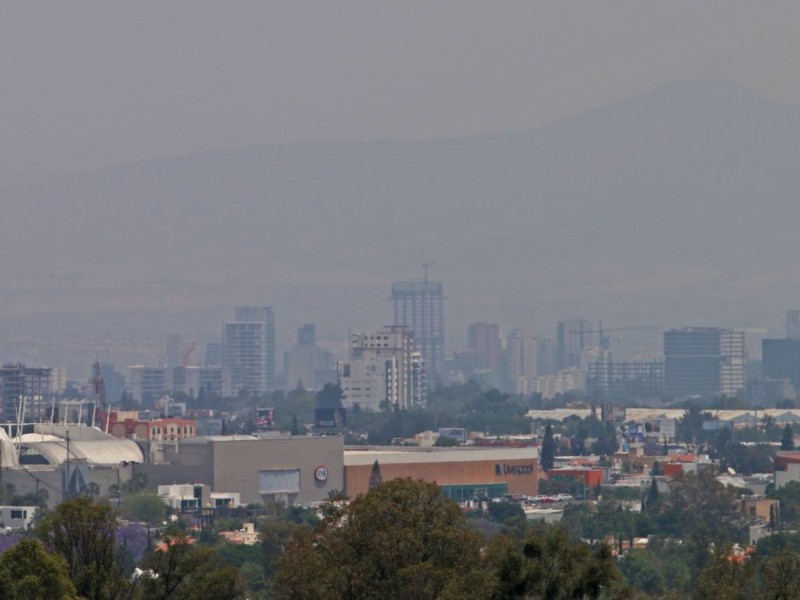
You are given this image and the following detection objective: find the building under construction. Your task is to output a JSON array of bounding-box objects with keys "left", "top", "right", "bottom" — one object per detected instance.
[
  {"left": 391, "top": 277, "right": 444, "bottom": 382},
  {"left": 587, "top": 360, "right": 664, "bottom": 395},
  {"left": 0, "top": 364, "right": 53, "bottom": 427}
]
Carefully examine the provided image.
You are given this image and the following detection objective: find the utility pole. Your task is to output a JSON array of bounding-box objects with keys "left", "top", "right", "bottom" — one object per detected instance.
[{"left": 65, "top": 430, "right": 70, "bottom": 501}]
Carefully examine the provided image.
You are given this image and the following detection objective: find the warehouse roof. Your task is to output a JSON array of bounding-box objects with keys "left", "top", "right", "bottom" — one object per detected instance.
[{"left": 344, "top": 446, "right": 538, "bottom": 466}]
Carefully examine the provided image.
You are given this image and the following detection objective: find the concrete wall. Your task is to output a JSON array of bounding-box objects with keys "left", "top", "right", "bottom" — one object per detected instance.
[
  {"left": 1, "top": 463, "right": 135, "bottom": 508},
  {"left": 134, "top": 463, "right": 213, "bottom": 490},
  {"left": 212, "top": 436, "right": 344, "bottom": 506}
]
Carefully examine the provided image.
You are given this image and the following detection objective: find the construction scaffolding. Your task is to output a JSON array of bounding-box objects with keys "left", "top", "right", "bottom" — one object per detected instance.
[
  {"left": 0, "top": 364, "right": 53, "bottom": 432},
  {"left": 587, "top": 360, "right": 664, "bottom": 395},
  {"left": 391, "top": 275, "right": 444, "bottom": 382}
]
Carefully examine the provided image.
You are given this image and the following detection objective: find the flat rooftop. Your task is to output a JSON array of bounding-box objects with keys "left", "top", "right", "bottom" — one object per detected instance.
[{"left": 344, "top": 446, "right": 538, "bottom": 466}]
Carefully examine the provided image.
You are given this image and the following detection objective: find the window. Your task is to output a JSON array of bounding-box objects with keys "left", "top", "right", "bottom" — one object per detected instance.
[
  {"left": 10, "top": 510, "right": 23, "bottom": 519},
  {"left": 259, "top": 469, "right": 301, "bottom": 495}
]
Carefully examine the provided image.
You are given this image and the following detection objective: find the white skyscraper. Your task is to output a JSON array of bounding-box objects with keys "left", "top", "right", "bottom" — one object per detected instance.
[
  {"left": 338, "top": 326, "right": 425, "bottom": 410},
  {"left": 224, "top": 306, "right": 276, "bottom": 394},
  {"left": 506, "top": 328, "right": 538, "bottom": 394}
]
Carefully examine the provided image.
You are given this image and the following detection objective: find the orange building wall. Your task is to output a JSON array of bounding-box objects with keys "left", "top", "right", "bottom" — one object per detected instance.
[
  {"left": 547, "top": 469, "right": 604, "bottom": 488},
  {"left": 345, "top": 458, "right": 538, "bottom": 498}
]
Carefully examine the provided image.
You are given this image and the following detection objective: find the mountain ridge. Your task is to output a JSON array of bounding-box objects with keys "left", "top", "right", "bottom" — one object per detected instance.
[{"left": 2, "top": 79, "right": 798, "bottom": 336}]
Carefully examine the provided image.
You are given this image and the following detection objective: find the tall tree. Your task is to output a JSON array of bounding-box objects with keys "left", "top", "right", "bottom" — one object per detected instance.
[
  {"left": 274, "top": 479, "right": 489, "bottom": 599},
  {"left": 487, "top": 526, "right": 624, "bottom": 599},
  {"left": 646, "top": 477, "right": 659, "bottom": 510},
  {"left": 137, "top": 534, "right": 245, "bottom": 600},
  {"left": 368, "top": 460, "right": 383, "bottom": 490},
  {"left": 37, "top": 496, "right": 124, "bottom": 600},
  {"left": 0, "top": 538, "right": 79, "bottom": 599},
  {"left": 541, "top": 423, "right": 555, "bottom": 472},
  {"left": 782, "top": 423, "right": 795, "bottom": 451},
  {"left": 316, "top": 383, "right": 344, "bottom": 409}
]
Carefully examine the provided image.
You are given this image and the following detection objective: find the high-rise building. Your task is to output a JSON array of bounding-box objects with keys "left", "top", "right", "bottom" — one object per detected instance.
[
  {"left": 205, "top": 342, "right": 224, "bottom": 366},
  {"left": 128, "top": 366, "right": 170, "bottom": 402},
  {"left": 0, "top": 364, "right": 52, "bottom": 423},
  {"left": 223, "top": 306, "right": 276, "bottom": 394},
  {"left": 297, "top": 324, "right": 316, "bottom": 347},
  {"left": 286, "top": 323, "right": 334, "bottom": 391},
  {"left": 166, "top": 334, "right": 182, "bottom": 367},
  {"left": 537, "top": 337, "right": 558, "bottom": 376},
  {"left": 787, "top": 311, "right": 800, "bottom": 339},
  {"left": 391, "top": 279, "right": 444, "bottom": 381},
  {"left": 763, "top": 338, "right": 800, "bottom": 389},
  {"left": 587, "top": 360, "right": 664, "bottom": 395},
  {"left": 506, "top": 329, "right": 538, "bottom": 393},
  {"left": 468, "top": 323, "right": 502, "bottom": 373},
  {"left": 338, "top": 326, "right": 425, "bottom": 410},
  {"left": 557, "top": 318, "right": 593, "bottom": 370},
  {"left": 664, "top": 328, "right": 745, "bottom": 398}
]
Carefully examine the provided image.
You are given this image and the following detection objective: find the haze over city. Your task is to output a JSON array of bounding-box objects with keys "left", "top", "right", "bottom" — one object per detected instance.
[
  {"left": 5, "top": 4, "right": 800, "bottom": 599},
  {"left": 2, "top": 2, "right": 800, "bottom": 367}
]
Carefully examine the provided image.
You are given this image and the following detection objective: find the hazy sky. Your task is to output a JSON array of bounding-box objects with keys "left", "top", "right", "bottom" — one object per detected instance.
[{"left": 1, "top": 1, "right": 799, "bottom": 188}]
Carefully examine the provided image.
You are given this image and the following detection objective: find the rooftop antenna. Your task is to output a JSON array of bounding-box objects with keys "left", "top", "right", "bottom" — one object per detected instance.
[
  {"left": 89, "top": 360, "right": 105, "bottom": 429},
  {"left": 423, "top": 262, "right": 435, "bottom": 284}
]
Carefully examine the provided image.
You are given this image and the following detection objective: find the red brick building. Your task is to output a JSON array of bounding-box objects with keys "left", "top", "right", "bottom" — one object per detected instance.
[{"left": 109, "top": 415, "right": 197, "bottom": 441}]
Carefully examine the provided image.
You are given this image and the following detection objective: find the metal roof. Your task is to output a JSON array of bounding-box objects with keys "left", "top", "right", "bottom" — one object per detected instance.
[
  {"left": 21, "top": 438, "right": 143, "bottom": 466},
  {"left": 344, "top": 446, "right": 538, "bottom": 466}
]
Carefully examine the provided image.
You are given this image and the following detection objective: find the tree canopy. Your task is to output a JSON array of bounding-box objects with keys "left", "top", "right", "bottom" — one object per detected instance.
[
  {"left": 0, "top": 538, "right": 78, "bottom": 600},
  {"left": 36, "top": 496, "right": 123, "bottom": 600},
  {"left": 274, "top": 479, "right": 488, "bottom": 599}
]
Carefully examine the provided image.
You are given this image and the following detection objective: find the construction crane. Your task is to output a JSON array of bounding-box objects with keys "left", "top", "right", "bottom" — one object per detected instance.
[
  {"left": 569, "top": 323, "right": 661, "bottom": 351},
  {"left": 181, "top": 341, "right": 197, "bottom": 367}
]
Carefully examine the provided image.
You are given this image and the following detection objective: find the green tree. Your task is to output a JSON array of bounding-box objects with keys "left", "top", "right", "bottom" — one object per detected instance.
[
  {"left": 0, "top": 538, "right": 79, "bottom": 600},
  {"left": 123, "top": 472, "right": 149, "bottom": 495},
  {"left": 368, "top": 460, "right": 383, "bottom": 490},
  {"left": 274, "top": 479, "right": 489, "bottom": 599},
  {"left": 120, "top": 491, "right": 168, "bottom": 525},
  {"left": 487, "top": 526, "right": 624, "bottom": 599},
  {"left": 693, "top": 549, "right": 757, "bottom": 600},
  {"left": 316, "top": 383, "right": 344, "bottom": 409},
  {"left": 650, "top": 470, "right": 743, "bottom": 541},
  {"left": 37, "top": 496, "right": 124, "bottom": 600},
  {"left": 541, "top": 424, "right": 555, "bottom": 472},
  {"left": 645, "top": 477, "right": 659, "bottom": 510},
  {"left": 782, "top": 423, "right": 795, "bottom": 451},
  {"left": 760, "top": 546, "right": 800, "bottom": 600},
  {"left": 290, "top": 414, "right": 300, "bottom": 436},
  {"left": 433, "top": 435, "right": 460, "bottom": 447},
  {"left": 137, "top": 535, "right": 245, "bottom": 600},
  {"left": 769, "top": 481, "right": 800, "bottom": 528},
  {"left": 619, "top": 548, "right": 664, "bottom": 597},
  {"left": 487, "top": 501, "right": 525, "bottom": 524}
]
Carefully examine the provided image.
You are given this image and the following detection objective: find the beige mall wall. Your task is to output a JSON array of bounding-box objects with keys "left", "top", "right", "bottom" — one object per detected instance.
[{"left": 345, "top": 458, "right": 538, "bottom": 499}]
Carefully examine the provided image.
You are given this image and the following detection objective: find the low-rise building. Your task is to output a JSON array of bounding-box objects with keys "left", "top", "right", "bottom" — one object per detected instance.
[
  {"left": 110, "top": 416, "right": 198, "bottom": 442},
  {"left": 219, "top": 522, "right": 259, "bottom": 545},
  {"left": 740, "top": 495, "right": 780, "bottom": 524},
  {"left": 0, "top": 505, "right": 37, "bottom": 531},
  {"left": 344, "top": 446, "right": 538, "bottom": 501},
  {"left": 138, "top": 434, "right": 344, "bottom": 506}
]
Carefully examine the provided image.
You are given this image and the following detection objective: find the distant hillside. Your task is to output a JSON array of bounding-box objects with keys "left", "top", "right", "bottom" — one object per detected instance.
[{"left": 2, "top": 79, "right": 799, "bottom": 336}]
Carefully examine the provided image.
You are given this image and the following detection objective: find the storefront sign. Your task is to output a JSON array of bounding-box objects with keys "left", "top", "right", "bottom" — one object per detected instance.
[
  {"left": 495, "top": 463, "right": 534, "bottom": 476},
  {"left": 314, "top": 465, "right": 329, "bottom": 482}
]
